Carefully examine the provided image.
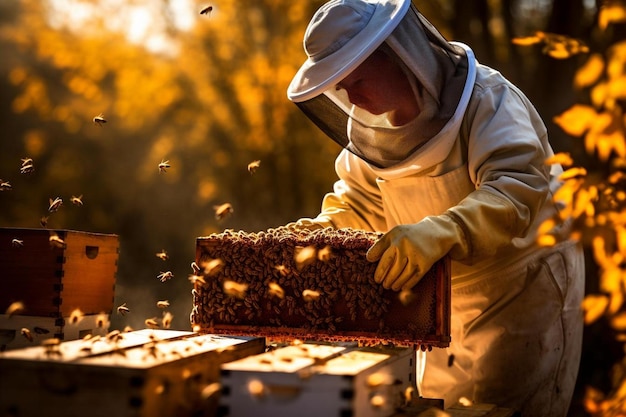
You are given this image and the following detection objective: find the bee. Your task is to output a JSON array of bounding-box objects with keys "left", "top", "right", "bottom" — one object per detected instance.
[
  {"left": 70, "top": 195, "right": 83, "bottom": 206},
  {"left": 302, "top": 289, "right": 321, "bottom": 302},
  {"left": 40, "top": 216, "right": 49, "bottom": 228},
  {"left": 247, "top": 159, "right": 261, "bottom": 174},
  {"left": 201, "top": 258, "right": 224, "bottom": 276},
  {"left": 48, "top": 197, "right": 63, "bottom": 212},
  {"left": 201, "top": 382, "right": 221, "bottom": 400},
  {"left": 366, "top": 372, "right": 393, "bottom": 388},
  {"left": 268, "top": 282, "right": 285, "bottom": 299},
  {"left": 213, "top": 203, "right": 233, "bottom": 220},
  {"left": 6, "top": 301, "right": 25, "bottom": 317},
  {"left": 145, "top": 317, "right": 160, "bottom": 329},
  {"left": 274, "top": 264, "right": 290, "bottom": 276},
  {"left": 247, "top": 380, "right": 266, "bottom": 398},
  {"left": 157, "top": 271, "right": 174, "bottom": 282},
  {"left": 20, "top": 158, "right": 35, "bottom": 174},
  {"left": 11, "top": 238, "right": 24, "bottom": 247},
  {"left": 399, "top": 288, "right": 416, "bottom": 306},
  {"left": 33, "top": 326, "right": 50, "bottom": 335},
  {"left": 123, "top": 325, "right": 134, "bottom": 332},
  {"left": 21, "top": 328, "right": 33, "bottom": 342},
  {"left": 317, "top": 245, "right": 332, "bottom": 262},
  {"left": 294, "top": 245, "right": 317, "bottom": 270},
  {"left": 42, "top": 338, "right": 62, "bottom": 356},
  {"left": 0, "top": 180, "right": 12, "bottom": 191},
  {"left": 158, "top": 160, "right": 170, "bottom": 173},
  {"left": 117, "top": 303, "right": 130, "bottom": 316},
  {"left": 49, "top": 232, "right": 66, "bottom": 249},
  {"left": 156, "top": 250, "right": 169, "bottom": 261},
  {"left": 162, "top": 312, "right": 173, "bottom": 329},
  {"left": 199, "top": 5, "right": 213, "bottom": 15},
  {"left": 93, "top": 113, "right": 107, "bottom": 126},
  {"left": 188, "top": 274, "right": 207, "bottom": 285},
  {"left": 223, "top": 280, "right": 248, "bottom": 299},
  {"left": 106, "top": 330, "right": 122, "bottom": 342},
  {"left": 448, "top": 353, "right": 455, "bottom": 367},
  {"left": 157, "top": 300, "right": 170, "bottom": 309},
  {"left": 370, "top": 394, "right": 386, "bottom": 408},
  {"left": 69, "top": 308, "right": 84, "bottom": 325},
  {"left": 96, "top": 313, "right": 108, "bottom": 328}
]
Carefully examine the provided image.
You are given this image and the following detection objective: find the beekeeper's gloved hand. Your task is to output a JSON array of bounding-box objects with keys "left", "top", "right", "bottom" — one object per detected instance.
[
  {"left": 285, "top": 217, "right": 334, "bottom": 232},
  {"left": 366, "top": 190, "right": 524, "bottom": 291},
  {"left": 366, "top": 216, "right": 467, "bottom": 291}
]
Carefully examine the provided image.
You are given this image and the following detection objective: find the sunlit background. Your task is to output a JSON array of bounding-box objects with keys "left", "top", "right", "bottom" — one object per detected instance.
[{"left": 0, "top": 1, "right": 615, "bottom": 415}]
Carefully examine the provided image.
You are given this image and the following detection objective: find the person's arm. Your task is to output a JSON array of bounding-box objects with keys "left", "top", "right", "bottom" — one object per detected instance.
[
  {"left": 368, "top": 79, "right": 554, "bottom": 290},
  {"left": 290, "top": 150, "right": 387, "bottom": 232}
]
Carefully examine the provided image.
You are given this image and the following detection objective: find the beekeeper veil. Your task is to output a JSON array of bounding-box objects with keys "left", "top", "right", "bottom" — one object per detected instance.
[{"left": 287, "top": 0, "right": 469, "bottom": 168}]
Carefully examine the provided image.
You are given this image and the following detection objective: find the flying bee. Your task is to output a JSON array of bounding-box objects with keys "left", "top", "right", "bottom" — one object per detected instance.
[
  {"left": 201, "top": 258, "right": 224, "bottom": 276},
  {"left": 201, "top": 382, "right": 221, "bottom": 400},
  {"left": 6, "top": 301, "right": 25, "bottom": 317},
  {"left": 294, "top": 245, "right": 317, "bottom": 271},
  {"left": 213, "top": 203, "right": 233, "bottom": 220},
  {"left": 268, "top": 282, "right": 285, "bottom": 299},
  {"left": 93, "top": 113, "right": 107, "bottom": 126},
  {"left": 11, "top": 238, "right": 24, "bottom": 247},
  {"left": 157, "top": 300, "right": 170, "bottom": 309},
  {"left": 157, "top": 271, "right": 174, "bottom": 282},
  {"left": 247, "top": 159, "right": 261, "bottom": 174},
  {"left": 20, "top": 158, "right": 35, "bottom": 174},
  {"left": 158, "top": 160, "right": 170, "bottom": 173},
  {"left": 302, "top": 289, "right": 321, "bottom": 302},
  {"left": 70, "top": 195, "right": 83, "bottom": 206},
  {"left": 199, "top": 5, "right": 213, "bottom": 15},
  {"left": 156, "top": 250, "right": 169, "bottom": 261},
  {"left": 145, "top": 317, "right": 160, "bottom": 329},
  {"left": 162, "top": 312, "right": 173, "bottom": 329},
  {"left": 117, "top": 303, "right": 130, "bottom": 316},
  {"left": 48, "top": 197, "right": 63, "bottom": 212},
  {"left": 49, "top": 232, "right": 66, "bottom": 249},
  {"left": 69, "top": 308, "right": 84, "bottom": 325},
  {"left": 33, "top": 327, "right": 50, "bottom": 335},
  {"left": 0, "top": 180, "right": 12, "bottom": 191},
  {"left": 188, "top": 274, "right": 207, "bottom": 286},
  {"left": 40, "top": 216, "right": 49, "bottom": 228},
  {"left": 223, "top": 280, "right": 248, "bottom": 299}
]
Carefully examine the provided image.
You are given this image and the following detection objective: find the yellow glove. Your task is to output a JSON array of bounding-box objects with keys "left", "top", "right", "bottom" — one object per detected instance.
[
  {"left": 366, "top": 216, "right": 468, "bottom": 291},
  {"left": 366, "top": 189, "right": 523, "bottom": 291}
]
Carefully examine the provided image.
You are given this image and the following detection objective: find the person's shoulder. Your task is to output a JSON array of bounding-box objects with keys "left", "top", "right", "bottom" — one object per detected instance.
[{"left": 473, "top": 63, "right": 513, "bottom": 92}]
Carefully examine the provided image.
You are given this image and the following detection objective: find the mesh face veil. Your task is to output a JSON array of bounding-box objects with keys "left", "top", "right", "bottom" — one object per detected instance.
[{"left": 288, "top": 1, "right": 469, "bottom": 168}]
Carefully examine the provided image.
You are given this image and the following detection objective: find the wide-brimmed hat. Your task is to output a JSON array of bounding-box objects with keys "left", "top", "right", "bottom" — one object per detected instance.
[{"left": 287, "top": 0, "right": 411, "bottom": 103}]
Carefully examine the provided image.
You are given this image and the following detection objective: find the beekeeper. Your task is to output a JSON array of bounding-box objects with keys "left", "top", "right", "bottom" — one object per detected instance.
[{"left": 286, "top": 0, "right": 585, "bottom": 416}]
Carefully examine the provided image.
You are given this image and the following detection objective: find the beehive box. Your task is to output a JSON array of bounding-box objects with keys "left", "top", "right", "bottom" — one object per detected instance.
[
  {"left": 0, "top": 329, "right": 265, "bottom": 417},
  {"left": 219, "top": 343, "right": 416, "bottom": 417},
  {"left": 192, "top": 227, "right": 451, "bottom": 349},
  {"left": 0, "top": 228, "right": 119, "bottom": 318},
  {"left": 0, "top": 313, "right": 110, "bottom": 351}
]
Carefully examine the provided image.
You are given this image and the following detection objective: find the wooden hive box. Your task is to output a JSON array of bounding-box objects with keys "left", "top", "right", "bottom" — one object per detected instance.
[
  {"left": 192, "top": 227, "right": 451, "bottom": 349},
  {"left": 0, "top": 329, "right": 265, "bottom": 417},
  {"left": 0, "top": 227, "right": 119, "bottom": 318},
  {"left": 0, "top": 313, "right": 110, "bottom": 351},
  {"left": 219, "top": 343, "right": 417, "bottom": 417}
]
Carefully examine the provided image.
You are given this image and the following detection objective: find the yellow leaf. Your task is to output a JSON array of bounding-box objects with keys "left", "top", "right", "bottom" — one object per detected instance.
[
  {"left": 610, "top": 311, "right": 626, "bottom": 330},
  {"left": 511, "top": 35, "right": 542, "bottom": 46},
  {"left": 599, "top": 4, "right": 626, "bottom": 30},
  {"left": 553, "top": 104, "right": 598, "bottom": 136},
  {"left": 582, "top": 294, "right": 609, "bottom": 324},
  {"left": 559, "top": 167, "right": 588, "bottom": 181},
  {"left": 574, "top": 54, "right": 604, "bottom": 88},
  {"left": 545, "top": 152, "right": 573, "bottom": 167}
]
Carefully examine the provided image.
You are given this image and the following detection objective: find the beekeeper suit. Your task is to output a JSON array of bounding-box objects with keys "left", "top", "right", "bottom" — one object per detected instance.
[{"left": 286, "top": 0, "right": 585, "bottom": 416}]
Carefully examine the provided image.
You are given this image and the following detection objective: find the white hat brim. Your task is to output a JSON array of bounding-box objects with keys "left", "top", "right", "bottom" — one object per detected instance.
[{"left": 287, "top": 0, "right": 411, "bottom": 103}]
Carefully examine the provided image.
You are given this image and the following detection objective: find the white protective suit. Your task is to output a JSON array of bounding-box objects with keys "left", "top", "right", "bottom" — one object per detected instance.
[{"left": 287, "top": 1, "right": 585, "bottom": 416}]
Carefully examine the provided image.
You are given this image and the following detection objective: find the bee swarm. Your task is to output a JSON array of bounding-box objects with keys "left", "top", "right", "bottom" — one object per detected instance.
[{"left": 192, "top": 227, "right": 451, "bottom": 349}]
